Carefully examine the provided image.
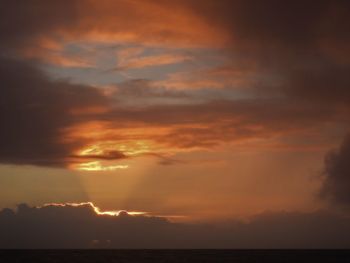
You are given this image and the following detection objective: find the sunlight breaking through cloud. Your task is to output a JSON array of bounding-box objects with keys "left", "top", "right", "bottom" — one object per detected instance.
[
  {"left": 38, "top": 202, "right": 146, "bottom": 216},
  {"left": 74, "top": 161, "right": 129, "bottom": 171}
]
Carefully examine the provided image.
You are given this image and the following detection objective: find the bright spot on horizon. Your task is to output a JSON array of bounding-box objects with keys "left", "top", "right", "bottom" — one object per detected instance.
[{"left": 38, "top": 202, "right": 147, "bottom": 216}]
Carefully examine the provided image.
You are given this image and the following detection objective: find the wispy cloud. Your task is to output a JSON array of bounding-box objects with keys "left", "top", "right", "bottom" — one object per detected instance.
[{"left": 115, "top": 54, "right": 192, "bottom": 71}]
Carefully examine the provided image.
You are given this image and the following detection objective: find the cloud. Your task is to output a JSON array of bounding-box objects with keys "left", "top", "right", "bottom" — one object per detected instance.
[
  {"left": 189, "top": 0, "right": 350, "bottom": 60},
  {"left": 285, "top": 64, "right": 350, "bottom": 106},
  {"left": 1, "top": 0, "right": 350, "bottom": 168},
  {"left": 1, "top": 203, "right": 350, "bottom": 248},
  {"left": 111, "top": 79, "right": 189, "bottom": 101},
  {"left": 2, "top": 0, "right": 349, "bottom": 55},
  {"left": 0, "top": 56, "right": 112, "bottom": 167},
  {"left": 320, "top": 134, "right": 350, "bottom": 207},
  {"left": 0, "top": 0, "right": 79, "bottom": 49},
  {"left": 24, "top": 50, "right": 95, "bottom": 68},
  {"left": 88, "top": 98, "right": 346, "bottom": 151},
  {"left": 0, "top": 55, "right": 347, "bottom": 168},
  {"left": 115, "top": 54, "right": 192, "bottom": 70},
  {"left": 0, "top": 0, "right": 225, "bottom": 52}
]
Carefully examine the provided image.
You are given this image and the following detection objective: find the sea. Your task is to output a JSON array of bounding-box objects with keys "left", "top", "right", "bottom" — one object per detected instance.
[{"left": 0, "top": 250, "right": 349, "bottom": 263}]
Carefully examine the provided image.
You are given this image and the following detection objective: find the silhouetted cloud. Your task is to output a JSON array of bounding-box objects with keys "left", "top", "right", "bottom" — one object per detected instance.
[
  {"left": 0, "top": 203, "right": 350, "bottom": 248},
  {"left": 0, "top": 56, "right": 112, "bottom": 167},
  {"left": 321, "top": 134, "right": 350, "bottom": 207}
]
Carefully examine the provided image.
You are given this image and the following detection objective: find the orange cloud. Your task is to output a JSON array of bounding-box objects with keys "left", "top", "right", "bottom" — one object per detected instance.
[
  {"left": 70, "top": 0, "right": 228, "bottom": 48},
  {"left": 153, "top": 65, "right": 258, "bottom": 90},
  {"left": 19, "top": 44, "right": 95, "bottom": 68},
  {"left": 1, "top": 0, "right": 349, "bottom": 172}
]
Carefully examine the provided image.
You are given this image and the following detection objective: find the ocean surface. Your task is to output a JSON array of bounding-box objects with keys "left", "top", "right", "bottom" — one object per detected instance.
[{"left": 0, "top": 250, "right": 349, "bottom": 263}]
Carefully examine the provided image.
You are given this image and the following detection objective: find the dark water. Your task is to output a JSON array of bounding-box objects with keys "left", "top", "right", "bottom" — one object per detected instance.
[{"left": 0, "top": 250, "right": 350, "bottom": 263}]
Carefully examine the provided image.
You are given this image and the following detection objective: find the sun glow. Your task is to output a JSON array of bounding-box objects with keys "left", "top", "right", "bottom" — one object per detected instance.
[
  {"left": 38, "top": 202, "right": 147, "bottom": 216},
  {"left": 71, "top": 140, "right": 155, "bottom": 171},
  {"left": 78, "top": 140, "right": 152, "bottom": 157},
  {"left": 75, "top": 161, "right": 129, "bottom": 171}
]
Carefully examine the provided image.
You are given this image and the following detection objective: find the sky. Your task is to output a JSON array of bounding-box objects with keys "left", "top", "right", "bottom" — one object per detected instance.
[{"left": 0, "top": 0, "right": 350, "bottom": 248}]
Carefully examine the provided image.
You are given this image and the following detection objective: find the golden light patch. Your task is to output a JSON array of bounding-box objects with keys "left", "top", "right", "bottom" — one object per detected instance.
[
  {"left": 64, "top": 121, "right": 202, "bottom": 172},
  {"left": 65, "top": 121, "right": 164, "bottom": 171},
  {"left": 78, "top": 140, "right": 152, "bottom": 157},
  {"left": 72, "top": 141, "right": 152, "bottom": 171},
  {"left": 74, "top": 161, "right": 129, "bottom": 171}
]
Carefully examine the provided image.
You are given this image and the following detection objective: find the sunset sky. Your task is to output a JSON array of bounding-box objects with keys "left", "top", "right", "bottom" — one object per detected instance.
[{"left": 0, "top": 0, "right": 350, "bottom": 248}]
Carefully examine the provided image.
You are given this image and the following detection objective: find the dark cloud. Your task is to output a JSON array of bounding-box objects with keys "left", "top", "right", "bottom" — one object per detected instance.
[
  {"left": 1, "top": 203, "right": 350, "bottom": 248},
  {"left": 187, "top": 0, "right": 350, "bottom": 109},
  {"left": 320, "top": 134, "right": 350, "bottom": 207},
  {"left": 0, "top": 56, "right": 112, "bottom": 167},
  {"left": 286, "top": 64, "right": 350, "bottom": 106},
  {"left": 0, "top": 1, "right": 81, "bottom": 167},
  {"left": 190, "top": 0, "right": 350, "bottom": 61},
  {"left": 3, "top": 0, "right": 349, "bottom": 61},
  {"left": 0, "top": 0, "right": 78, "bottom": 49}
]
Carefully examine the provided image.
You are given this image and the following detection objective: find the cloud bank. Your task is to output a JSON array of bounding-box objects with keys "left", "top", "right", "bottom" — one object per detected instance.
[{"left": 0, "top": 203, "right": 350, "bottom": 249}]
